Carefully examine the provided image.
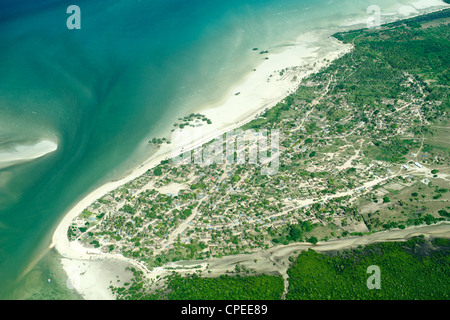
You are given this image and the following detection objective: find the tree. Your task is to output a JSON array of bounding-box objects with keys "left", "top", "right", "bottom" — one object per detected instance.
[
  {"left": 289, "top": 226, "right": 302, "bottom": 242},
  {"left": 301, "top": 221, "right": 313, "bottom": 232},
  {"left": 232, "top": 175, "right": 241, "bottom": 183},
  {"left": 154, "top": 166, "right": 163, "bottom": 176},
  {"left": 307, "top": 236, "right": 318, "bottom": 245}
]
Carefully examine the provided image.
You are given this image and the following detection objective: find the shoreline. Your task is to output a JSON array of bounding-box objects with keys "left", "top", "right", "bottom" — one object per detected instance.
[
  {"left": 0, "top": 140, "right": 58, "bottom": 169},
  {"left": 50, "top": 30, "right": 353, "bottom": 300},
  {"left": 50, "top": 30, "right": 353, "bottom": 255},
  {"left": 49, "top": 3, "right": 449, "bottom": 300}
]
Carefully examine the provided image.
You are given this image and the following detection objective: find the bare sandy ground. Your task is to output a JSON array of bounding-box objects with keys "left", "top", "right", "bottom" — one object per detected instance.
[{"left": 0, "top": 140, "right": 57, "bottom": 169}]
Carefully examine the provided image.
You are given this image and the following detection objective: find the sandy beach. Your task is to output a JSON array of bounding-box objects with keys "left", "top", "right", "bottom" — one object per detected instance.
[
  {"left": 50, "top": 29, "right": 353, "bottom": 299},
  {"left": 49, "top": 1, "right": 450, "bottom": 300},
  {"left": 0, "top": 140, "right": 57, "bottom": 169}
]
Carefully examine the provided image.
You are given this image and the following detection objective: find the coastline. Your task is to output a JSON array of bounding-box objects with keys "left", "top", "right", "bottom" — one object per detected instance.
[
  {"left": 51, "top": 31, "right": 353, "bottom": 252},
  {"left": 50, "top": 3, "right": 449, "bottom": 300},
  {"left": 50, "top": 30, "right": 353, "bottom": 300}
]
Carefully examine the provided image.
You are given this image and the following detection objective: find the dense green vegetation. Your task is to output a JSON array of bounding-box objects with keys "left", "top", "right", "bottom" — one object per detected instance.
[
  {"left": 286, "top": 237, "right": 450, "bottom": 300},
  {"left": 167, "top": 273, "right": 284, "bottom": 300},
  {"left": 332, "top": 9, "right": 449, "bottom": 115},
  {"left": 112, "top": 269, "right": 284, "bottom": 300}
]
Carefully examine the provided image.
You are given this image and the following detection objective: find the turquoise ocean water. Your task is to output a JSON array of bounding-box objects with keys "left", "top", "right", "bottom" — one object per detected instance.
[{"left": 0, "top": 0, "right": 437, "bottom": 299}]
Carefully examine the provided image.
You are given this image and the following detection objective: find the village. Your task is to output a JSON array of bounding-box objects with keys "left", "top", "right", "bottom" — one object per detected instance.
[{"left": 67, "top": 55, "right": 449, "bottom": 269}]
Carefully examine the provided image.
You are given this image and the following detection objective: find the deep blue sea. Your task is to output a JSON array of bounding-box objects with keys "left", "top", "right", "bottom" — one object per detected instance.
[{"left": 0, "top": 0, "right": 441, "bottom": 299}]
